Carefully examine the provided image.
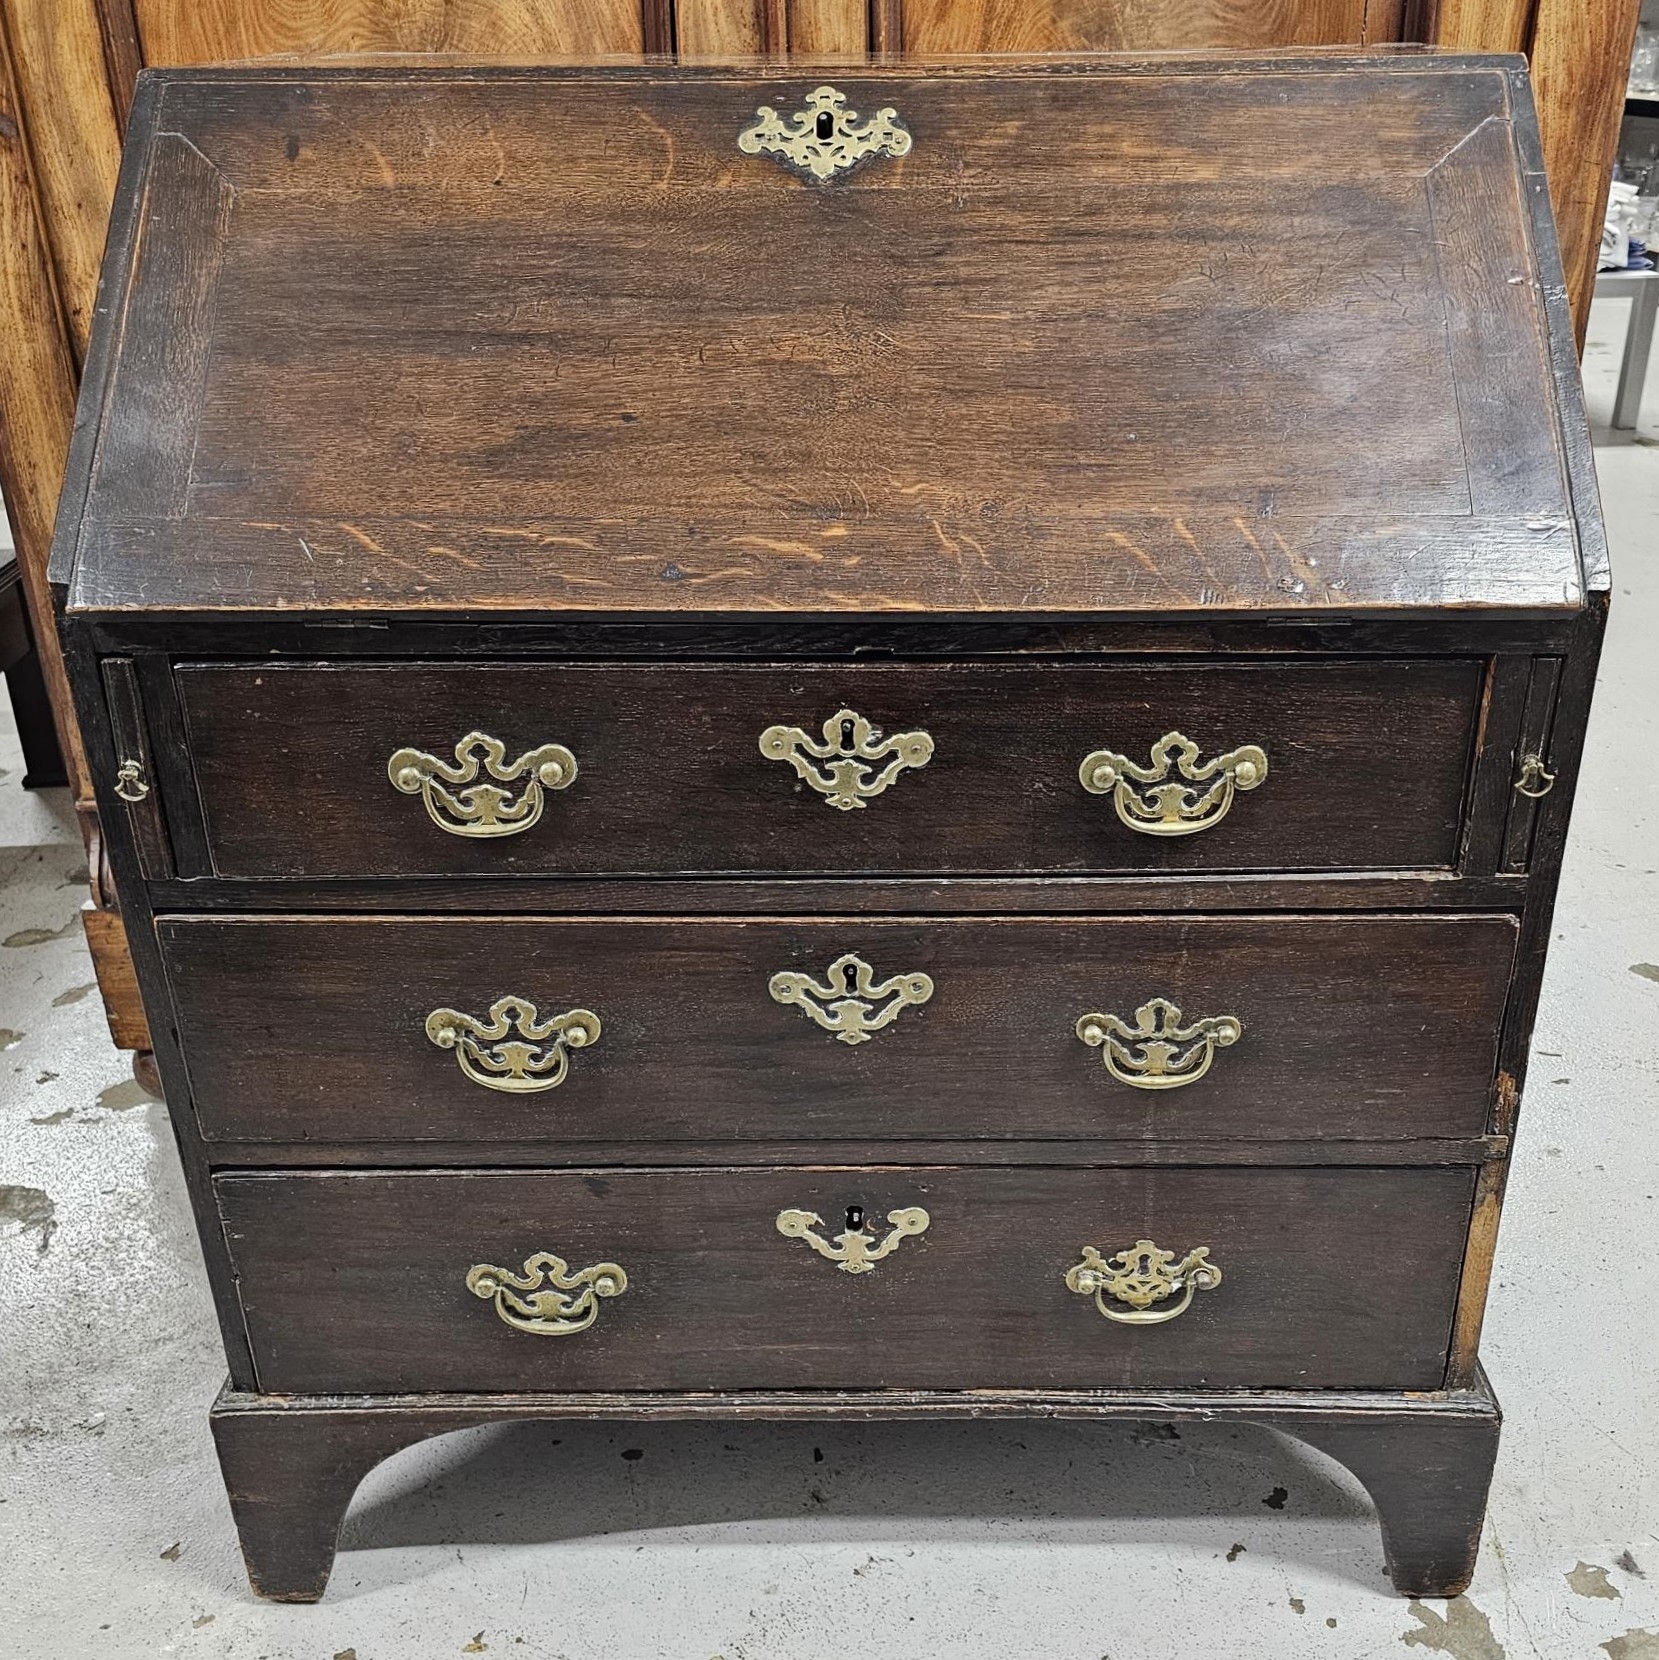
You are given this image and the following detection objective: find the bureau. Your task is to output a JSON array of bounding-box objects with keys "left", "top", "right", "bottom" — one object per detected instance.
[{"left": 54, "top": 56, "right": 1604, "bottom": 1601}]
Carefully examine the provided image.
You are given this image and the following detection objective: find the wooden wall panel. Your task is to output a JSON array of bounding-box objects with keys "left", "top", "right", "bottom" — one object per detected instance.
[
  {"left": 677, "top": 0, "right": 765, "bottom": 57},
  {"left": 1529, "top": 0, "right": 1641, "bottom": 348},
  {"left": 132, "top": 0, "right": 645, "bottom": 64},
  {"left": 4, "top": 0, "right": 119, "bottom": 365},
  {"left": 0, "top": 3, "right": 89, "bottom": 791},
  {"left": 789, "top": 0, "right": 867, "bottom": 57},
  {"left": 1419, "top": 0, "right": 1536, "bottom": 53},
  {"left": 902, "top": 0, "right": 1379, "bottom": 54}
]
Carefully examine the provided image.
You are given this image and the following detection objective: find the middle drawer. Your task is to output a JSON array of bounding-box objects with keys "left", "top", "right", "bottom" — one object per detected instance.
[{"left": 160, "top": 914, "right": 1516, "bottom": 1144}]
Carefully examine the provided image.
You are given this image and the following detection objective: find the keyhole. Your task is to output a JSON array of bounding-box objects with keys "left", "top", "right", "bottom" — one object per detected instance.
[
  {"left": 845, "top": 1205, "right": 865, "bottom": 1232},
  {"left": 839, "top": 716, "right": 856, "bottom": 748},
  {"left": 816, "top": 109, "right": 835, "bottom": 141}
]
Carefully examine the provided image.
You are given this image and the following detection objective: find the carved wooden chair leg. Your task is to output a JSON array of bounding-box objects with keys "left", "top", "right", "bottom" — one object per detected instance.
[
  {"left": 210, "top": 1393, "right": 448, "bottom": 1602},
  {"left": 1279, "top": 1394, "right": 1501, "bottom": 1598}
]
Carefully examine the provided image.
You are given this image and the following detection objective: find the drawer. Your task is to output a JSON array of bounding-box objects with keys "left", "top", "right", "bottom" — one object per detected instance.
[
  {"left": 161, "top": 913, "right": 1517, "bottom": 1144},
  {"left": 172, "top": 659, "right": 1481, "bottom": 877},
  {"left": 215, "top": 1165, "right": 1476, "bottom": 1393}
]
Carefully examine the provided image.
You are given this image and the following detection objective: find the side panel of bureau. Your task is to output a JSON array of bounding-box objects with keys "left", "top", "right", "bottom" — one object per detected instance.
[
  {"left": 215, "top": 1165, "right": 1476, "bottom": 1394},
  {"left": 171, "top": 659, "right": 1482, "bottom": 876},
  {"left": 159, "top": 913, "right": 1518, "bottom": 1143}
]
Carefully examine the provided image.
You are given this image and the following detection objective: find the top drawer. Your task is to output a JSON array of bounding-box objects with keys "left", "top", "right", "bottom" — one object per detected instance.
[{"left": 172, "top": 659, "right": 1480, "bottom": 879}]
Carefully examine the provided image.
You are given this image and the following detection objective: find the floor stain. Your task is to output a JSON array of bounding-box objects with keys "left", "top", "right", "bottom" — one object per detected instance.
[
  {"left": 333, "top": 1650, "right": 357, "bottom": 1660},
  {"left": 50, "top": 983, "right": 97, "bottom": 1008},
  {"left": 1289, "top": 1595, "right": 1306, "bottom": 1614},
  {"left": 1264, "top": 1486, "right": 1289, "bottom": 1509},
  {"left": 1569, "top": 1562, "right": 1623, "bottom": 1600},
  {"left": 158, "top": 1542, "right": 181, "bottom": 1561},
  {"left": 191, "top": 1614, "right": 214, "bottom": 1628},
  {"left": 96, "top": 1079, "right": 154, "bottom": 1112},
  {"left": 1632, "top": 964, "right": 1659, "bottom": 984},
  {"left": 463, "top": 1636, "right": 488, "bottom": 1654},
  {"left": 2, "top": 917, "right": 79, "bottom": 948},
  {"left": 1226, "top": 1542, "right": 1245, "bottom": 1562},
  {"left": 0, "top": 1185, "right": 56, "bottom": 1252},
  {"left": 28, "top": 1108, "right": 75, "bottom": 1126},
  {"left": 0, "top": 1028, "right": 22, "bottom": 1050},
  {"left": 1603, "top": 1634, "right": 1659, "bottom": 1660},
  {"left": 35, "top": 1070, "right": 57, "bottom": 1084},
  {"left": 1619, "top": 1551, "right": 1647, "bottom": 1578},
  {"left": 1403, "top": 1598, "right": 1505, "bottom": 1660}
]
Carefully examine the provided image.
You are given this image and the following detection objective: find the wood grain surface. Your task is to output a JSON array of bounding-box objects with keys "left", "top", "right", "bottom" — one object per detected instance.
[
  {"left": 1529, "top": 0, "right": 1641, "bottom": 346},
  {"left": 0, "top": 6, "right": 89, "bottom": 790},
  {"left": 132, "top": 0, "right": 645, "bottom": 62},
  {"left": 170, "top": 659, "right": 1482, "bottom": 877},
  {"left": 58, "top": 63, "right": 1584, "bottom": 618},
  {"left": 158, "top": 912, "right": 1518, "bottom": 1143},
  {"left": 215, "top": 1163, "right": 1476, "bottom": 1392},
  {"left": 901, "top": 0, "right": 1381, "bottom": 52}
]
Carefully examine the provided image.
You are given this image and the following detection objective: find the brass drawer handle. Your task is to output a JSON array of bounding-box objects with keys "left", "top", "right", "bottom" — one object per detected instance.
[
  {"left": 759, "top": 709, "right": 933, "bottom": 810},
  {"left": 113, "top": 757, "right": 150, "bottom": 802},
  {"left": 466, "top": 1252, "right": 627, "bottom": 1336},
  {"left": 1075, "top": 997, "right": 1242, "bottom": 1090},
  {"left": 1065, "top": 1239, "right": 1222, "bottom": 1325},
  {"left": 426, "top": 996, "right": 601, "bottom": 1092},
  {"left": 388, "top": 730, "right": 577, "bottom": 838},
  {"left": 1079, "top": 730, "right": 1267, "bottom": 837},
  {"left": 769, "top": 951, "right": 934, "bottom": 1044},
  {"left": 776, "top": 1204, "right": 930, "bottom": 1274},
  {"left": 738, "top": 85, "right": 912, "bottom": 183}
]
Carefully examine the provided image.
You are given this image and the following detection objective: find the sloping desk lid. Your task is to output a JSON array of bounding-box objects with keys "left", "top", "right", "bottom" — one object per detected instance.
[{"left": 56, "top": 57, "right": 1599, "bottom": 617}]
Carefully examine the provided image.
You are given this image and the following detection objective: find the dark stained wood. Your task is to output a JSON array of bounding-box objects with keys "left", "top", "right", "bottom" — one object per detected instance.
[
  {"left": 171, "top": 659, "right": 1484, "bottom": 878},
  {"left": 53, "top": 61, "right": 1588, "bottom": 619},
  {"left": 161, "top": 913, "right": 1518, "bottom": 1144},
  {"left": 52, "top": 59, "right": 1609, "bottom": 1604},
  {"left": 215, "top": 1164, "right": 1476, "bottom": 1394},
  {"left": 211, "top": 1372, "right": 1501, "bottom": 1601},
  {"left": 208, "top": 1134, "right": 1511, "bottom": 1169}
]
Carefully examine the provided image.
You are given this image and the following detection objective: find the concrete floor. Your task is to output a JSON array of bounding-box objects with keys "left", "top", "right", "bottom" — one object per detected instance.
[{"left": 3, "top": 303, "right": 1658, "bottom": 1659}]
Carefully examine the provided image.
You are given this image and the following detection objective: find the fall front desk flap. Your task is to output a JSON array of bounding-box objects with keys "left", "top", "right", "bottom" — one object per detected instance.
[{"left": 53, "top": 57, "right": 1598, "bottom": 618}]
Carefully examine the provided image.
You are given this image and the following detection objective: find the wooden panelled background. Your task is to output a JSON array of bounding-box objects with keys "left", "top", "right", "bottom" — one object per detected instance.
[{"left": 0, "top": 0, "right": 1639, "bottom": 1057}]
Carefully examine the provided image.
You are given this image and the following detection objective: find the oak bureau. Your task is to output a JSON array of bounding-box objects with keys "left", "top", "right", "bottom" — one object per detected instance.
[{"left": 54, "top": 57, "right": 1604, "bottom": 1600}]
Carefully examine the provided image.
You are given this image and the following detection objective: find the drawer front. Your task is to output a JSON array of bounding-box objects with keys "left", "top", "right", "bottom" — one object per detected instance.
[
  {"left": 174, "top": 660, "right": 1480, "bottom": 877},
  {"left": 162, "top": 914, "right": 1516, "bottom": 1144},
  {"left": 215, "top": 1165, "right": 1476, "bottom": 1394}
]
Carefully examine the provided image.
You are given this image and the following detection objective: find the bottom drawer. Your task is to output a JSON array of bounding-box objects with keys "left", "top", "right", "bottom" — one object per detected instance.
[{"left": 217, "top": 1166, "right": 1475, "bottom": 1395}]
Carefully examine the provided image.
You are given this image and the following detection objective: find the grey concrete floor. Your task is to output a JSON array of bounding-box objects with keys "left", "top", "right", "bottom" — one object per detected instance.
[{"left": 3, "top": 303, "right": 1659, "bottom": 1659}]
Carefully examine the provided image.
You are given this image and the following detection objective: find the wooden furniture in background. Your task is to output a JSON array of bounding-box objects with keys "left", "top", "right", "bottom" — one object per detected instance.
[
  {"left": 0, "top": 0, "right": 1639, "bottom": 1058},
  {"left": 60, "top": 57, "right": 1602, "bottom": 1598}
]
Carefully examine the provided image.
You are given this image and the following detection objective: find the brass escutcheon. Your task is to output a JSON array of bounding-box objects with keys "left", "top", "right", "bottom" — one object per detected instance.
[
  {"left": 1079, "top": 730, "right": 1267, "bottom": 836},
  {"left": 1064, "top": 1239, "right": 1222, "bottom": 1325},
  {"left": 776, "top": 1205, "right": 930, "bottom": 1274},
  {"left": 1075, "top": 998, "right": 1242, "bottom": 1090},
  {"left": 426, "top": 996, "right": 601, "bottom": 1093},
  {"left": 737, "top": 85, "right": 912, "bottom": 182},
  {"left": 759, "top": 709, "right": 933, "bottom": 810},
  {"left": 388, "top": 730, "right": 577, "bottom": 838},
  {"left": 769, "top": 951, "right": 934, "bottom": 1044},
  {"left": 466, "top": 1252, "right": 628, "bottom": 1335}
]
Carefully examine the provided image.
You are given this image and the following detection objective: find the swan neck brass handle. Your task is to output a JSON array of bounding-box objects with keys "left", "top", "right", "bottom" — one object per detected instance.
[
  {"left": 1080, "top": 730, "right": 1266, "bottom": 837},
  {"left": 776, "top": 1205, "right": 929, "bottom": 1273},
  {"left": 1515, "top": 753, "right": 1557, "bottom": 797},
  {"left": 388, "top": 730, "right": 577, "bottom": 837},
  {"left": 759, "top": 709, "right": 933, "bottom": 810},
  {"left": 769, "top": 951, "right": 934, "bottom": 1044},
  {"left": 466, "top": 1253, "right": 627, "bottom": 1335},
  {"left": 1065, "top": 1239, "right": 1222, "bottom": 1325},
  {"left": 1076, "top": 998, "right": 1241, "bottom": 1090},
  {"left": 426, "top": 996, "right": 600, "bottom": 1092}
]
